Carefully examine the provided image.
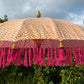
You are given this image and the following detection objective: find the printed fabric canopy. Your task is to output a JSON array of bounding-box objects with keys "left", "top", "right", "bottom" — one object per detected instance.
[{"left": 0, "top": 17, "right": 84, "bottom": 68}]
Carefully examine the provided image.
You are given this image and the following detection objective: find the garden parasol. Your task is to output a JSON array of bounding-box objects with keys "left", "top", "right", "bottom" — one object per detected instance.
[{"left": 0, "top": 11, "right": 84, "bottom": 84}]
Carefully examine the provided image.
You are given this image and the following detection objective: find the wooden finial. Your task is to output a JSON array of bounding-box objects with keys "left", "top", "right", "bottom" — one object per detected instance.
[
  {"left": 59, "top": 41, "right": 64, "bottom": 48},
  {"left": 36, "top": 11, "right": 41, "bottom": 18},
  {"left": 11, "top": 42, "right": 17, "bottom": 49}
]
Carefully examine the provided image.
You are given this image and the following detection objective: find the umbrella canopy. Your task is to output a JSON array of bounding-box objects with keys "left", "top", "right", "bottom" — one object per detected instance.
[
  {"left": 0, "top": 18, "right": 84, "bottom": 48},
  {"left": 0, "top": 17, "right": 84, "bottom": 68}
]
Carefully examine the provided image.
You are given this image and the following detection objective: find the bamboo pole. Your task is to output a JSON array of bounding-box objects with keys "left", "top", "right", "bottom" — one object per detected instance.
[
  {"left": 38, "top": 65, "right": 40, "bottom": 84},
  {"left": 36, "top": 11, "right": 41, "bottom": 84}
]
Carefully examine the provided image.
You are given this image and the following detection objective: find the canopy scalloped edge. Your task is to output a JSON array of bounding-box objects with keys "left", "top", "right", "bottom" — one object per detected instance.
[{"left": 0, "top": 39, "right": 84, "bottom": 48}]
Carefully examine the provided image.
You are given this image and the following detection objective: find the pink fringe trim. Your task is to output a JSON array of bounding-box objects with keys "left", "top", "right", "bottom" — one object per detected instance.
[
  {"left": 73, "top": 47, "right": 79, "bottom": 65},
  {"left": 39, "top": 46, "right": 42, "bottom": 66},
  {"left": 33, "top": 46, "right": 36, "bottom": 64},
  {"left": 51, "top": 48, "right": 54, "bottom": 66},
  {"left": 0, "top": 48, "right": 3, "bottom": 68},
  {"left": 66, "top": 47, "right": 73, "bottom": 66},
  {"left": 17, "top": 48, "right": 23, "bottom": 66},
  {"left": 29, "top": 47, "right": 32, "bottom": 66},
  {"left": 24, "top": 48, "right": 28, "bottom": 67},
  {"left": 43, "top": 46, "right": 46, "bottom": 66},
  {"left": 3, "top": 48, "right": 6, "bottom": 68},
  {"left": 36, "top": 46, "right": 39, "bottom": 64},
  {"left": 47, "top": 47, "right": 51, "bottom": 66},
  {"left": 54, "top": 48, "right": 60, "bottom": 66},
  {"left": 0, "top": 46, "right": 84, "bottom": 68},
  {"left": 6, "top": 48, "right": 11, "bottom": 65}
]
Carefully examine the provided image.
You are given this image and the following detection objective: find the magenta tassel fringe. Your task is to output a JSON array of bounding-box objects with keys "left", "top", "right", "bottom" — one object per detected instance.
[
  {"left": 66, "top": 48, "right": 73, "bottom": 66},
  {"left": 24, "top": 48, "right": 28, "bottom": 67},
  {"left": 36, "top": 46, "right": 39, "bottom": 64},
  {"left": 39, "top": 46, "right": 42, "bottom": 66},
  {"left": 3, "top": 48, "right": 6, "bottom": 68},
  {"left": 0, "top": 49, "right": 3, "bottom": 68},
  {"left": 73, "top": 47, "right": 79, "bottom": 65},
  {"left": 51, "top": 48, "right": 54, "bottom": 66},
  {"left": 58, "top": 48, "right": 66, "bottom": 62},
  {"left": 54, "top": 48, "right": 60, "bottom": 66},
  {"left": 6, "top": 48, "right": 11, "bottom": 65},
  {"left": 47, "top": 47, "right": 51, "bottom": 66},
  {"left": 78, "top": 48, "right": 82, "bottom": 65},
  {"left": 0, "top": 46, "right": 84, "bottom": 68},
  {"left": 33, "top": 46, "right": 36, "bottom": 64},
  {"left": 29, "top": 47, "right": 32, "bottom": 66},
  {"left": 17, "top": 48, "right": 23, "bottom": 66},
  {"left": 11, "top": 49, "right": 17, "bottom": 65},
  {"left": 43, "top": 46, "right": 46, "bottom": 66},
  {"left": 83, "top": 48, "right": 84, "bottom": 64}
]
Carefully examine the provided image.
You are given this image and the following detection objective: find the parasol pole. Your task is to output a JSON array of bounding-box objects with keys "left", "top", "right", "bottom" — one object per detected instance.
[
  {"left": 36, "top": 11, "right": 41, "bottom": 84},
  {"left": 37, "top": 61, "right": 41, "bottom": 84}
]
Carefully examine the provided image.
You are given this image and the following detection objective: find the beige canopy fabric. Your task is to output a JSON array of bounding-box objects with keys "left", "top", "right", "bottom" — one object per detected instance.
[{"left": 0, "top": 18, "right": 84, "bottom": 48}]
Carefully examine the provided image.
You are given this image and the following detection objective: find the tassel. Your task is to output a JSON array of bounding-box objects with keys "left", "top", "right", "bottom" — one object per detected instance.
[
  {"left": 33, "top": 46, "right": 36, "bottom": 64},
  {"left": 78, "top": 48, "right": 82, "bottom": 65},
  {"left": 54, "top": 48, "right": 62, "bottom": 66},
  {"left": 6, "top": 48, "right": 11, "bottom": 65},
  {"left": 65, "top": 48, "right": 69, "bottom": 66},
  {"left": 83, "top": 48, "right": 84, "bottom": 64},
  {"left": 51, "top": 48, "right": 54, "bottom": 66},
  {"left": 36, "top": 46, "right": 39, "bottom": 64},
  {"left": 0, "top": 49, "right": 3, "bottom": 68},
  {"left": 78, "top": 47, "right": 83, "bottom": 65},
  {"left": 43, "top": 46, "right": 46, "bottom": 66},
  {"left": 54, "top": 48, "right": 59, "bottom": 66},
  {"left": 69, "top": 48, "right": 73, "bottom": 67},
  {"left": 39, "top": 46, "right": 42, "bottom": 66},
  {"left": 29, "top": 47, "right": 32, "bottom": 66},
  {"left": 73, "top": 47, "right": 79, "bottom": 65},
  {"left": 3, "top": 48, "right": 6, "bottom": 68},
  {"left": 47, "top": 47, "right": 51, "bottom": 66},
  {"left": 58, "top": 48, "right": 66, "bottom": 62},
  {"left": 66, "top": 47, "right": 73, "bottom": 67},
  {"left": 17, "top": 48, "right": 23, "bottom": 66},
  {"left": 24, "top": 47, "right": 28, "bottom": 67},
  {"left": 11, "top": 49, "right": 17, "bottom": 65}
]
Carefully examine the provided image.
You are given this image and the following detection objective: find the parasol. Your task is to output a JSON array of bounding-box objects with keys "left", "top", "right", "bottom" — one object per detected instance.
[{"left": 0, "top": 11, "right": 84, "bottom": 84}]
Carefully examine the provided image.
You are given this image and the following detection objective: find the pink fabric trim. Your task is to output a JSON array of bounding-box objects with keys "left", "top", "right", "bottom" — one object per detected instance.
[
  {"left": 47, "top": 47, "right": 51, "bottom": 66},
  {"left": 78, "top": 48, "right": 82, "bottom": 65},
  {"left": 54, "top": 48, "right": 61, "bottom": 66},
  {"left": 6, "top": 48, "right": 11, "bottom": 65},
  {"left": 24, "top": 48, "right": 28, "bottom": 67},
  {"left": 58, "top": 48, "right": 66, "bottom": 61},
  {"left": 11, "top": 49, "right": 17, "bottom": 65},
  {"left": 33, "top": 46, "right": 36, "bottom": 64},
  {"left": 78, "top": 47, "right": 84, "bottom": 65},
  {"left": 3, "top": 48, "right": 6, "bottom": 68},
  {"left": 82, "top": 48, "right": 84, "bottom": 65},
  {"left": 29, "top": 47, "right": 32, "bottom": 66},
  {"left": 39, "top": 46, "right": 42, "bottom": 66},
  {"left": 51, "top": 48, "right": 54, "bottom": 66},
  {"left": 66, "top": 47, "right": 73, "bottom": 66},
  {"left": 0, "top": 49, "right": 3, "bottom": 68},
  {"left": 43, "top": 46, "right": 46, "bottom": 66},
  {"left": 36, "top": 46, "right": 39, "bottom": 64},
  {"left": 17, "top": 48, "right": 23, "bottom": 66},
  {"left": 0, "top": 47, "right": 83, "bottom": 67},
  {"left": 69, "top": 48, "right": 73, "bottom": 66},
  {"left": 73, "top": 47, "right": 79, "bottom": 65}
]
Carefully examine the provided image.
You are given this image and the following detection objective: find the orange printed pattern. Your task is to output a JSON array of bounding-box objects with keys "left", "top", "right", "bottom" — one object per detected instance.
[{"left": 0, "top": 18, "right": 84, "bottom": 42}]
